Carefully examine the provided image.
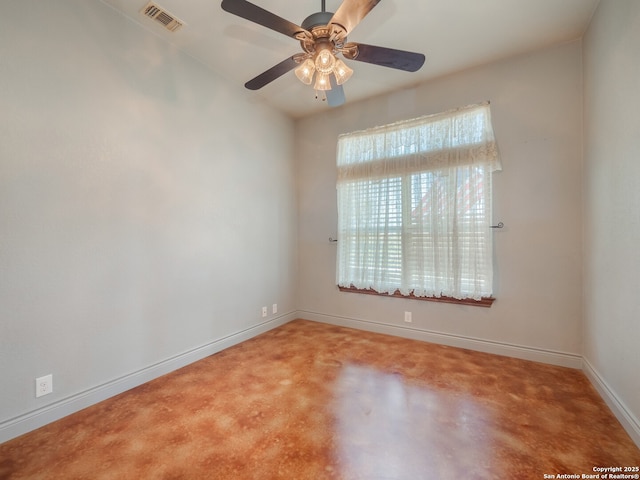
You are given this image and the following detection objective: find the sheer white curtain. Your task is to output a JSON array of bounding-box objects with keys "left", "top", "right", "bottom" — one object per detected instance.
[{"left": 336, "top": 102, "right": 501, "bottom": 300}]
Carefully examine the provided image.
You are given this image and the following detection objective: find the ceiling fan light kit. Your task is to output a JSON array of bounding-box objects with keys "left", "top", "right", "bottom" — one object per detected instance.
[
  {"left": 221, "top": 0, "right": 425, "bottom": 107},
  {"left": 293, "top": 43, "right": 354, "bottom": 90}
]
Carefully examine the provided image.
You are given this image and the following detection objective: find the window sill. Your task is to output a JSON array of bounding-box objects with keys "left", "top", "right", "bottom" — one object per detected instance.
[{"left": 338, "top": 286, "right": 495, "bottom": 307}]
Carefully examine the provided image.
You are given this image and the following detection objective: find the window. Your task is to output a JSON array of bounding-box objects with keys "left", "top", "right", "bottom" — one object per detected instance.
[{"left": 336, "top": 102, "right": 501, "bottom": 302}]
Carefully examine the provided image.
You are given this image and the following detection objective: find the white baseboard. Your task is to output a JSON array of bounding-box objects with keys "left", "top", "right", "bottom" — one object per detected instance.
[
  {"left": 298, "top": 310, "right": 583, "bottom": 369},
  {"left": 0, "top": 313, "right": 296, "bottom": 444},
  {"left": 582, "top": 357, "right": 640, "bottom": 447}
]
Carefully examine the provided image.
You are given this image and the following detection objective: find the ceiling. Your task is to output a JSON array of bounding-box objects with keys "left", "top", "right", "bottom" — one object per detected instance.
[{"left": 102, "top": 0, "right": 599, "bottom": 118}]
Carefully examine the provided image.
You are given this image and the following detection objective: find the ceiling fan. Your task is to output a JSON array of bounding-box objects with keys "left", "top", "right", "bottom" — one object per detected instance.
[{"left": 220, "top": 0, "right": 426, "bottom": 107}]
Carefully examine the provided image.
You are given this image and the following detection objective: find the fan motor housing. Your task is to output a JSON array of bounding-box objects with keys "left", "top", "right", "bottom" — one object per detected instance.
[
  {"left": 299, "top": 11, "right": 347, "bottom": 54},
  {"left": 301, "top": 11, "right": 333, "bottom": 30}
]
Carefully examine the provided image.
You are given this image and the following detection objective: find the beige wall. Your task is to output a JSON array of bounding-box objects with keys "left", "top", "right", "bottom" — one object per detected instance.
[
  {"left": 0, "top": 0, "right": 297, "bottom": 441},
  {"left": 582, "top": 0, "right": 640, "bottom": 444},
  {"left": 296, "top": 40, "right": 584, "bottom": 365}
]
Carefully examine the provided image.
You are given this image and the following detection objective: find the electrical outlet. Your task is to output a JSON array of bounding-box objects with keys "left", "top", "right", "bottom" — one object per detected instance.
[
  {"left": 36, "top": 374, "right": 53, "bottom": 398},
  {"left": 404, "top": 311, "right": 412, "bottom": 323},
  {"left": 272, "top": 303, "right": 278, "bottom": 314},
  {"left": 262, "top": 306, "right": 267, "bottom": 318}
]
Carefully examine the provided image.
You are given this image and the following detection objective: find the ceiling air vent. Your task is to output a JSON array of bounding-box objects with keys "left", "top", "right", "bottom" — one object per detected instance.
[{"left": 140, "top": 2, "right": 184, "bottom": 32}]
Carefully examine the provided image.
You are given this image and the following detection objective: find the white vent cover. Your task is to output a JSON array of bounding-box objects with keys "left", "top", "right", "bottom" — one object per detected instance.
[{"left": 140, "top": 2, "right": 184, "bottom": 32}]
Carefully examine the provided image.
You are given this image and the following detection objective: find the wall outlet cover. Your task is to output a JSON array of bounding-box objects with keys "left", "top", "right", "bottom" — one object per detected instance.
[{"left": 36, "top": 374, "right": 53, "bottom": 397}]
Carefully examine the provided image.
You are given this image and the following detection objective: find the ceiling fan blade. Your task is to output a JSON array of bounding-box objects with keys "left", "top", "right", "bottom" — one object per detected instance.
[
  {"left": 245, "top": 56, "right": 299, "bottom": 90},
  {"left": 342, "top": 43, "right": 425, "bottom": 72},
  {"left": 326, "top": 75, "right": 346, "bottom": 107},
  {"left": 221, "top": 0, "right": 311, "bottom": 41},
  {"left": 329, "top": 0, "right": 381, "bottom": 39}
]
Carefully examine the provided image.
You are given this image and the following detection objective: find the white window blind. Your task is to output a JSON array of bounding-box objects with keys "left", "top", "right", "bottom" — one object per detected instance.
[{"left": 336, "top": 102, "right": 501, "bottom": 301}]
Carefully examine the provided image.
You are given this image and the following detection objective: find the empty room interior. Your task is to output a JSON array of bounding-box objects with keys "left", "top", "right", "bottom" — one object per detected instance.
[{"left": 1, "top": 0, "right": 639, "bottom": 478}]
